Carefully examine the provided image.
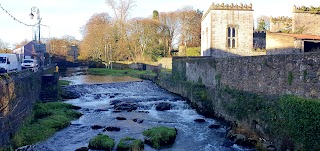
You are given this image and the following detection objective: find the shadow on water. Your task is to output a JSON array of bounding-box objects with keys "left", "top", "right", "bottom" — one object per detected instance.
[{"left": 29, "top": 74, "right": 255, "bottom": 151}]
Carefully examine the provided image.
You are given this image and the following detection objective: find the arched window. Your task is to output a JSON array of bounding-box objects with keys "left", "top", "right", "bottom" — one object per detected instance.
[{"left": 227, "top": 26, "right": 236, "bottom": 49}]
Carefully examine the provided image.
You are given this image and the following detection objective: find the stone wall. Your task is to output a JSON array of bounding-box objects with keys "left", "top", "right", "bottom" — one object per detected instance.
[
  {"left": 158, "top": 53, "right": 320, "bottom": 150},
  {"left": 293, "top": 12, "right": 320, "bottom": 36},
  {"left": 173, "top": 52, "right": 320, "bottom": 99},
  {"left": 0, "top": 71, "right": 42, "bottom": 146}
]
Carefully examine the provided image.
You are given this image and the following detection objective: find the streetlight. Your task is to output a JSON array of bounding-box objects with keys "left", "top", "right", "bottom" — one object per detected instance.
[{"left": 30, "top": 6, "right": 44, "bottom": 66}]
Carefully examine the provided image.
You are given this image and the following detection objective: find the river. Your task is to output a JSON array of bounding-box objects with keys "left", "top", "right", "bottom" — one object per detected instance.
[{"left": 30, "top": 74, "right": 255, "bottom": 151}]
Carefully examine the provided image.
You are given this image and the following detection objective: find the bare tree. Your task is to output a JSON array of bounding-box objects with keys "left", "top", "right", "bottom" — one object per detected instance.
[{"left": 0, "top": 39, "right": 11, "bottom": 53}]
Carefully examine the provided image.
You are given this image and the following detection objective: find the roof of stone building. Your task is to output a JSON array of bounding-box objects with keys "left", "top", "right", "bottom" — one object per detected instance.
[{"left": 273, "top": 33, "right": 320, "bottom": 40}]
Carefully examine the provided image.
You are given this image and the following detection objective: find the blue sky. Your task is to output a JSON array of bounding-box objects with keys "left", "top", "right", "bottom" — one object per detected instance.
[{"left": 1, "top": 0, "right": 320, "bottom": 48}]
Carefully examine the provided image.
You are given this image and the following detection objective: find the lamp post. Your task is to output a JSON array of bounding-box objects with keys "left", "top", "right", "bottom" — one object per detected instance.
[{"left": 30, "top": 6, "right": 44, "bottom": 66}]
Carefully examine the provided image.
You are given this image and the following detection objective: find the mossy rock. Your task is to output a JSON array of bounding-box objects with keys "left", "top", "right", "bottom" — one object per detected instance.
[
  {"left": 88, "top": 134, "right": 115, "bottom": 151},
  {"left": 142, "top": 126, "right": 177, "bottom": 149},
  {"left": 117, "top": 137, "right": 144, "bottom": 151}
]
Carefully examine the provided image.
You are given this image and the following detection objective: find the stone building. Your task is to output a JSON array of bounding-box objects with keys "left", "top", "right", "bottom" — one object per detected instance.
[
  {"left": 266, "top": 6, "right": 320, "bottom": 55},
  {"left": 292, "top": 5, "right": 320, "bottom": 36},
  {"left": 201, "top": 3, "right": 265, "bottom": 57},
  {"left": 269, "top": 16, "right": 292, "bottom": 33}
]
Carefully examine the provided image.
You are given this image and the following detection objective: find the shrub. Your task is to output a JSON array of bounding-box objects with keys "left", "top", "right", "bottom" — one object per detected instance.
[
  {"left": 88, "top": 135, "right": 115, "bottom": 151},
  {"left": 142, "top": 126, "right": 177, "bottom": 149}
]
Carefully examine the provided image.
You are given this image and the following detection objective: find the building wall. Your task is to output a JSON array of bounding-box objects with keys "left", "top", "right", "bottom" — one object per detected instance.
[
  {"left": 201, "top": 11, "right": 212, "bottom": 56},
  {"left": 293, "top": 12, "right": 320, "bottom": 36},
  {"left": 173, "top": 52, "right": 320, "bottom": 99},
  {"left": 266, "top": 32, "right": 302, "bottom": 55},
  {"left": 269, "top": 17, "right": 292, "bottom": 33}
]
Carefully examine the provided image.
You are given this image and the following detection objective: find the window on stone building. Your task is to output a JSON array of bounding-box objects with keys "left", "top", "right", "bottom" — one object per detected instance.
[{"left": 227, "top": 26, "right": 236, "bottom": 48}]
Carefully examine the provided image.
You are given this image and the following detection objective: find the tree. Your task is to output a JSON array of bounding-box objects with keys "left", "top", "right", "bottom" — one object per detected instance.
[
  {"left": 13, "top": 39, "right": 29, "bottom": 49},
  {"left": 159, "top": 11, "right": 180, "bottom": 57},
  {"left": 0, "top": 39, "right": 11, "bottom": 53},
  {"left": 257, "top": 16, "right": 270, "bottom": 31},
  {"left": 128, "top": 18, "right": 162, "bottom": 61},
  {"left": 79, "top": 13, "right": 112, "bottom": 61},
  {"left": 153, "top": 10, "right": 159, "bottom": 20},
  {"left": 105, "top": 0, "right": 136, "bottom": 61}
]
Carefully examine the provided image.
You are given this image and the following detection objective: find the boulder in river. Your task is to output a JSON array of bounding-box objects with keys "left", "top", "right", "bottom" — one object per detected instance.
[
  {"left": 133, "top": 119, "right": 144, "bottom": 124},
  {"left": 142, "top": 126, "right": 177, "bottom": 149},
  {"left": 116, "top": 117, "right": 127, "bottom": 120},
  {"left": 155, "top": 102, "right": 171, "bottom": 111},
  {"left": 60, "top": 89, "right": 81, "bottom": 99},
  {"left": 114, "top": 102, "right": 138, "bottom": 112},
  {"left": 208, "top": 124, "right": 221, "bottom": 129},
  {"left": 88, "top": 134, "right": 115, "bottom": 151},
  {"left": 228, "top": 132, "right": 257, "bottom": 148},
  {"left": 91, "top": 125, "right": 104, "bottom": 130},
  {"left": 117, "top": 137, "right": 144, "bottom": 151},
  {"left": 103, "top": 126, "right": 121, "bottom": 132},
  {"left": 194, "top": 119, "right": 206, "bottom": 123},
  {"left": 75, "top": 147, "right": 89, "bottom": 151}
]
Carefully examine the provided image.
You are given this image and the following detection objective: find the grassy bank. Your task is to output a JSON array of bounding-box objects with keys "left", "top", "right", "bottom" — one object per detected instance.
[
  {"left": 88, "top": 68, "right": 156, "bottom": 77},
  {"left": 11, "top": 102, "right": 82, "bottom": 148}
]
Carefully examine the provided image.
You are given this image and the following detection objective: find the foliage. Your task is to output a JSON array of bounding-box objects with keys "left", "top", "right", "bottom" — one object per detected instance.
[
  {"left": 295, "top": 6, "right": 320, "bottom": 14},
  {"left": 89, "top": 134, "right": 115, "bottom": 150},
  {"left": 117, "top": 137, "right": 144, "bottom": 151},
  {"left": 58, "top": 80, "right": 71, "bottom": 87},
  {"left": 186, "top": 47, "right": 200, "bottom": 56},
  {"left": 12, "top": 102, "right": 82, "bottom": 148},
  {"left": 257, "top": 19, "right": 266, "bottom": 31},
  {"left": 87, "top": 68, "right": 156, "bottom": 78},
  {"left": 142, "top": 126, "right": 177, "bottom": 149},
  {"left": 278, "top": 95, "right": 320, "bottom": 150},
  {"left": 79, "top": 5, "right": 202, "bottom": 62}
]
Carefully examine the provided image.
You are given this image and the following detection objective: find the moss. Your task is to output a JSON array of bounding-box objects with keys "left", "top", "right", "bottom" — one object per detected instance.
[
  {"left": 197, "top": 77, "right": 202, "bottom": 84},
  {"left": 89, "top": 135, "right": 115, "bottom": 150},
  {"left": 303, "top": 70, "right": 308, "bottom": 82},
  {"left": 288, "top": 71, "right": 294, "bottom": 85},
  {"left": 223, "top": 87, "right": 267, "bottom": 120},
  {"left": 58, "top": 80, "right": 71, "bottom": 86},
  {"left": 117, "top": 137, "right": 144, "bottom": 151},
  {"left": 12, "top": 102, "right": 82, "bottom": 148},
  {"left": 142, "top": 126, "right": 177, "bottom": 149}
]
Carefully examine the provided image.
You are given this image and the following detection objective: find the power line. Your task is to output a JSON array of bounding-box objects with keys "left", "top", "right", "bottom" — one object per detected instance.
[
  {"left": 0, "top": 3, "right": 50, "bottom": 28},
  {"left": 0, "top": 3, "right": 37, "bottom": 26}
]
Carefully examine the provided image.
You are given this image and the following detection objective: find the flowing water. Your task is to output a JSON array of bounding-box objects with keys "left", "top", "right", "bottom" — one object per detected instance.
[{"left": 31, "top": 75, "right": 254, "bottom": 151}]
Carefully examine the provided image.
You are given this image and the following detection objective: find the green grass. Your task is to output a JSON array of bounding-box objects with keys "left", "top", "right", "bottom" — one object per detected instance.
[
  {"left": 117, "top": 137, "right": 144, "bottom": 151},
  {"left": 58, "top": 80, "right": 71, "bottom": 86},
  {"left": 12, "top": 102, "right": 82, "bottom": 148},
  {"left": 88, "top": 68, "right": 157, "bottom": 77},
  {"left": 142, "top": 126, "right": 177, "bottom": 149},
  {"left": 88, "top": 135, "right": 115, "bottom": 150}
]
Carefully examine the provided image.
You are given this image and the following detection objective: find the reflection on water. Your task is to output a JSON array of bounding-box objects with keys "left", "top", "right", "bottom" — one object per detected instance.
[{"left": 61, "top": 75, "right": 142, "bottom": 85}]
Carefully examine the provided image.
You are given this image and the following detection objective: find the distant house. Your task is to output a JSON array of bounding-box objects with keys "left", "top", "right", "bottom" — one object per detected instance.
[
  {"left": 12, "top": 40, "right": 46, "bottom": 62},
  {"left": 67, "top": 45, "right": 79, "bottom": 62}
]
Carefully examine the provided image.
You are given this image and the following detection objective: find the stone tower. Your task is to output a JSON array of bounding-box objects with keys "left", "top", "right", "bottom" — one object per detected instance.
[{"left": 201, "top": 3, "right": 254, "bottom": 57}]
